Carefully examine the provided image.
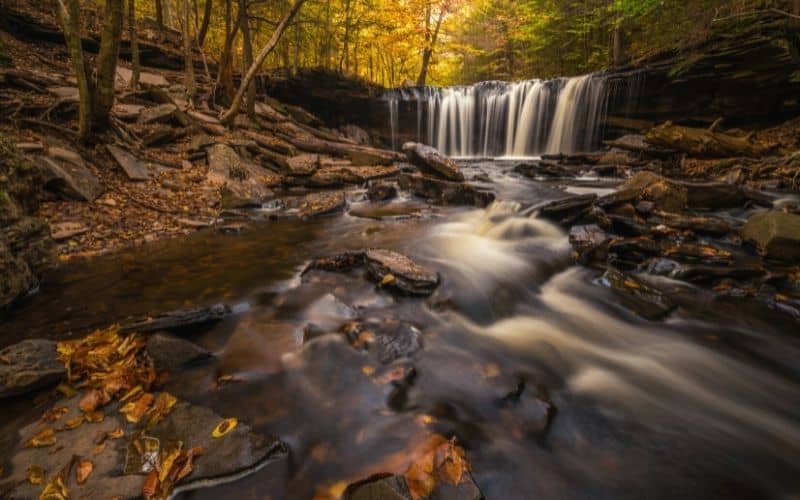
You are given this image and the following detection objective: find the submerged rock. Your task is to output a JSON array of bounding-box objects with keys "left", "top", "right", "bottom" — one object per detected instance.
[
  {"left": 0, "top": 339, "right": 64, "bottom": 399},
  {"left": 341, "top": 319, "right": 423, "bottom": 364},
  {"left": 603, "top": 268, "right": 677, "bottom": 320},
  {"left": 146, "top": 333, "right": 212, "bottom": 372},
  {"left": 741, "top": 211, "right": 800, "bottom": 260},
  {"left": 402, "top": 142, "right": 464, "bottom": 181}
]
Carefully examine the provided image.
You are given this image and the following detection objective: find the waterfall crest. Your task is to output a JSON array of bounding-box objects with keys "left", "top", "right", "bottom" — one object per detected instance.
[{"left": 384, "top": 74, "right": 613, "bottom": 158}]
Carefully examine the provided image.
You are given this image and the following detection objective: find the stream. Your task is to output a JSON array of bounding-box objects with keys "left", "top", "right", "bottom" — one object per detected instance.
[{"left": 2, "top": 161, "right": 800, "bottom": 499}]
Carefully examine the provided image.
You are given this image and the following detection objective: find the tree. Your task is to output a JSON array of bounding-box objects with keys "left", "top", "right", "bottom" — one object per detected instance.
[
  {"left": 56, "top": 0, "right": 124, "bottom": 143},
  {"left": 197, "top": 0, "right": 213, "bottom": 46},
  {"left": 417, "top": 0, "right": 450, "bottom": 86},
  {"left": 180, "top": 0, "right": 196, "bottom": 97},
  {"left": 128, "top": 0, "right": 141, "bottom": 89},
  {"left": 221, "top": 0, "right": 308, "bottom": 125},
  {"left": 238, "top": 0, "right": 256, "bottom": 116}
]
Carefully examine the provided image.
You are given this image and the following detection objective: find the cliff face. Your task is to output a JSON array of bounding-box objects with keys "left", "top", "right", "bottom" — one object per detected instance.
[{"left": 264, "top": 12, "right": 800, "bottom": 149}]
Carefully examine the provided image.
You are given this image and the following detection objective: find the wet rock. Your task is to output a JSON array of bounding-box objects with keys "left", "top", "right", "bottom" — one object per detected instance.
[
  {"left": 367, "top": 182, "right": 398, "bottom": 202},
  {"left": 0, "top": 339, "right": 64, "bottom": 398},
  {"left": 608, "top": 214, "right": 650, "bottom": 236},
  {"left": 138, "top": 103, "right": 178, "bottom": 124},
  {"left": 671, "top": 263, "right": 765, "bottom": 284},
  {"left": 513, "top": 161, "right": 573, "bottom": 178},
  {"left": 106, "top": 145, "right": 149, "bottom": 181},
  {"left": 682, "top": 180, "right": 746, "bottom": 209},
  {"left": 3, "top": 395, "right": 285, "bottom": 499},
  {"left": 345, "top": 474, "right": 412, "bottom": 500},
  {"left": 741, "top": 211, "right": 800, "bottom": 260},
  {"left": 304, "top": 250, "right": 366, "bottom": 275},
  {"left": 40, "top": 155, "right": 104, "bottom": 202},
  {"left": 3, "top": 216, "right": 55, "bottom": 277},
  {"left": 146, "top": 333, "right": 212, "bottom": 372},
  {"left": 402, "top": 142, "right": 464, "bottom": 181},
  {"left": 341, "top": 319, "right": 423, "bottom": 364},
  {"left": 621, "top": 171, "right": 687, "bottom": 212},
  {"left": 568, "top": 224, "right": 609, "bottom": 264},
  {"left": 120, "top": 303, "right": 231, "bottom": 334},
  {"left": 537, "top": 194, "right": 596, "bottom": 225},
  {"left": 206, "top": 144, "right": 275, "bottom": 209},
  {"left": 603, "top": 268, "right": 677, "bottom": 320},
  {"left": 398, "top": 173, "right": 494, "bottom": 207},
  {"left": 365, "top": 249, "right": 439, "bottom": 296},
  {"left": 665, "top": 242, "right": 733, "bottom": 265},
  {"left": 648, "top": 210, "right": 733, "bottom": 236},
  {"left": 604, "top": 134, "right": 675, "bottom": 157},
  {"left": 293, "top": 190, "right": 347, "bottom": 218}
]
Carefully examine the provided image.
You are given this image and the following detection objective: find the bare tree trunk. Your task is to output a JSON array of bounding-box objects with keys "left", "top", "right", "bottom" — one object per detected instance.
[
  {"left": 416, "top": 1, "right": 445, "bottom": 86},
  {"left": 181, "top": 0, "right": 196, "bottom": 98},
  {"left": 339, "top": 0, "right": 352, "bottom": 73},
  {"left": 162, "top": 0, "right": 175, "bottom": 28},
  {"left": 238, "top": 0, "right": 255, "bottom": 117},
  {"left": 221, "top": 0, "right": 307, "bottom": 125},
  {"left": 93, "top": 0, "right": 124, "bottom": 129},
  {"left": 612, "top": 23, "right": 625, "bottom": 67},
  {"left": 197, "top": 0, "right": 212, "bottom": 46},
  {"left": 216, "top": 0, "right": 240, "bottom": 103},
  {"left": 128, "top": 0, "right": 140, "bottom": 89},
  {"left": 155, "top": 0, "right": 164, "bottom": 30},
  {"left": 293, "top": 20, "right": 300, "bottom": 75},
  {"left": 56, "top": 0, "right": 93, "bottom": 142}
]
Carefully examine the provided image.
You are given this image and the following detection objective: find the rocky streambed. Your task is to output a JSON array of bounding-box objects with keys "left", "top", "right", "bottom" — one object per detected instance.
[{"left": 1, "top": 142, "right": 800, "bottom": 499}]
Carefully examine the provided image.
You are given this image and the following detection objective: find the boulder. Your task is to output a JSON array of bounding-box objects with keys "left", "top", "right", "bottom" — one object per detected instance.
[
  {"left": 138, "top": 103, "right": 178, "bottom": 125},
  {"left": 365, "top": 249, "right": 439, "bottom": 296},
  {"left": 621, "top": 171, "right": 687, "bottom": 212},
  {"left": 341, "top": 319, "right": 423, "bottom": 364},
  {"left": 206, "top": 144, "right": 275, "bottom": 209},
  {"left": 2, "top": 395, "right": 286, "bottom": 499},
  {"left": 398, "top": 173, "right": 494, "bottom": 207},
  {"left": 568, "top": 224, "right": 609, "bottom": 264},
  {"left": 741, "top": 211, "right": 800, "bottom": 260},
  {"left": 146, "top": 333, "right": 212, "bottom": 372},
  {"left": 40, "top": 155, "right": 104, "bottom": 202},
  {"left": 285, "top": 154, "right": 321, "bottom": 176},
  {"left": 402, "top": 142, "right": 464, "bottom": 181},
  {"left": 0, "top": 339, "right": 64, "bottom": 398},
  {"left": 537, "top": 194, "right": 596, "bottom": 225}
]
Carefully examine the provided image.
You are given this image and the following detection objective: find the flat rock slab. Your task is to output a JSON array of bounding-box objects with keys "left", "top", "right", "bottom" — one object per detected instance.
[
  {"left": 285, "top": 154, "right": 320, "bottom": 176},
  {"left": 741, "top": 211, "right": 800, "bottom": 260},
  {"left": 106, "top": 145, "right": 149, "bottom": 181},
  {"left": 50, "top": 221, "right": 89, "bottom": 240},
  {"left": 398, "top": 173, "right": 494, "bottom": 208},
  {"left": 3, "top": 395, "right": 285, "bottom": 499},
  {"left": 146, "top": 333, "right": 211, "bottom": 372},
  {"left": 292, "top": 191, "right": 347, "bottom": 218},
  {"left": 0, "top": 339, "right": 64, "bottom": 399},
  {"left": 365, "top": 249, "right": 440, "bottom": 296},
  {"left": 138, "top": 103, "right": 178, "bottom": 125},
  {"left": 112, "top": 104, "right": 145, "bottom": 122},
  {"left": 187, "top": 110, "right": 222, "bottom": 125},
  {"left": 40, "top": 156, "right": 104, "bottom": 202},
  {"left": 120, "top": 303, "right": 231, "bottom": 334},
  {"left": 46, "top": 86, "right": 79, "bottom": 101},
  {"left": 402, "top": 142, "right": 464, "bottom": 181},
  {"left": 116, "top": 66, "right": 170, "bottom": 87}
]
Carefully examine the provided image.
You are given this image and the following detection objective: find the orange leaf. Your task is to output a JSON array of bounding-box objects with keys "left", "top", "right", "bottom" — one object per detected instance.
[{"left": 76, "top": 460, "right": 93, "bottom": 485}]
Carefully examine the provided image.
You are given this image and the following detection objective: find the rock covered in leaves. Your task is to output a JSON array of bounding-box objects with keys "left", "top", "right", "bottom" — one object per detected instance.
[
  {"left": 402, "top": 143, "right": 464, "bottom": 181},
  {"left": 206, "top": 144, "right": 275, "bottom": 209},
  {"left": 0, "top": 339, "right": 65, "bottom": 398},
  {"left": 741, "top": 211, "right": 800, "bottom": 260}
]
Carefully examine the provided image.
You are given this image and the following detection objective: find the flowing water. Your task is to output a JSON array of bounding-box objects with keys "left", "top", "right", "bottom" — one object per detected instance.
[
  {"left": 384, "top": 74, "right": 614, "bottom": 157},
  {"left": 2, "top": 163, "right": 800, "bottom": 499}
]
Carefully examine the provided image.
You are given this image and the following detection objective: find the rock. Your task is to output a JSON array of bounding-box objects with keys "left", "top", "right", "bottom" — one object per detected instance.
[
  {"left": 603, "top": 268, "right": 677, "bottom": 320},
  {"left": 176, "top": 218, "right": 214, "bottom": 228},
  {"left": 0, "top": 239, "right": 35, "bottom": 309},
  {"left": 46, "top": 86, "right": 79, "bottom": 101},
  {"left": 0, "top": 339, "right": 64, "bottom": 398},
  {"left": 621, "top": 171, "right": 687, "bottom": 212},
  {"left": 49, "top": 221, "right": 89, "bottom": 240},
  {"left": 138, "top": 103, "right": 178, "bottom": 124},
  {"left": 142, "top": 125, "right": 180, "bottom": 147},
  {"left": 3, "top": 395, "right": 285, "bottom": 499},
  {"left": 285, "top": 154, "right": 321, "bottom": 176},
  {"left": 398, "top": 173, "right": 494, "bottom": 207},
  {"left": 106, "top": 145, "right": 149, "bottom": 181},
  {"left": 146, "top": 333, "right": 212, "bottom": 372},
  {"left": 14, "top": 142, "right": 44, "bottom": 153},
  {"left": 340, "top": 124, "right": 371, "bottom": 145},
  {"left": 345, "top": 475, "right": 412, "bottom": 500},
  {"left": 681, "top": 180, "right": 746, "bottom": 209},
  {"left": 116, "top": 66, "right": 169, "bottom": 87},
  {"left": 284, "top": 103, "right": 324, "bottom": 127},
  {"left": 568, "top": 224, "right": 609, "bottom": 264},
  {"left": 40, "top": 155, "right": 104, "bottom": 202},
  {"left": 367, "top": 182, "right": 398, "bottom": 202},
  {"left": 537, "top": 194, "right": 596, "bottom": 225},
  {"left": 604, "top": 134, "right": 675, "bottom": 156},
  {"left": 741, "top": 211, "right": 800, "bottom": 260},
  {"left": 112, "top": 103, "right": 145, "bottom": 121},
  {"left": 188, "top": 134, "right": 216, "bottom": 153},
  {"left": 365, "top": 249, "right": 439, "bottom": 296},
  {"left": 292, "top": 191, "right": 347, "bottom": 218},
  {"left": 648, "top": 210, "right": 732, "bottom": 236},
  {"left": 206, "top": 144, "right": 275, "bottom": 209},
  {"left": 303, "top": 251, "right": 367, "bottom": 275},
  {"left": 187, "top": 110, "right": 222, "bottom": 125},
  {"left": 341, "top": 319, "right": 423, "bottom": 364},
  {"left": 120, "top": 303, "right": 231, "bottom": 334},
  {"left": 402, "top": 142, "right": 464, "bottom": 181}
]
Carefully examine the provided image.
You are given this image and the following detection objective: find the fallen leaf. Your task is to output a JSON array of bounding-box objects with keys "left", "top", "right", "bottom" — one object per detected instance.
[
  {"left": 108, "top": 428, "right": 125, "bottom": 439},
  {"left": 40, "top": 407, "right": 69, "bottom": 423},
  {"left": 211, "top": 418, "right": 237, "bottom": 438},
  {"left": 403, "top": 435, "right": 471, "bottom": 500},
  {"left": 142, "top": 469, "right": 158, "bottom": 499},
  {"left": 361, "top": 365, "right": 376, "bottom": 376},
  {"left": 85, "top": 410, "right": 105, "bottom": 423},
  {"left": 381, "top": 273, "right": 396, "bottom": 285},
  {"left": 92, "top": 442, "right": 107, "bottom": 456},
  {"left": 120, "top": 392, "right": 155, "bottom": 423},
  {"left": 56, "top": 384, "right": 77, "bottom": 398},
  {"left": 159, "top": 442, "right": 183, "bottom": 483},
  {"left": 63, "top": 416, "right": 84, "bottom": 430},
  {"left": 119, "top": 384, "right": 144, "bottom": 403},
  {"left": 76, "top": 460, "right": 93, "bottom": 485},
  {"left": 27, "top": 465, "right": 45, "bottom": 484},
  {"left": 147, "top": 392, "right": 177, "bottom": 425},
  {"left": 79, "top": 389, "right": 108, "bottom": 414},
  {"left": 39, "top": 462, "right": 69, "bottom": 500},
  {"left": 28, "top": 428, "right": 56, "bottom": 448}
]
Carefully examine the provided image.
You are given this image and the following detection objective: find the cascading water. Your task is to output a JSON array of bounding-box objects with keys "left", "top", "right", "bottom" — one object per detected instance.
[{"left": 383, "top": 73, "right": 614, "bottom": 157}]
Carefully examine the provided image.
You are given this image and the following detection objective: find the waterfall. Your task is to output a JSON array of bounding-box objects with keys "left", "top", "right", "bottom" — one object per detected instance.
[{"left": 383, "top": 73, "right": 613, "bottom": 157}]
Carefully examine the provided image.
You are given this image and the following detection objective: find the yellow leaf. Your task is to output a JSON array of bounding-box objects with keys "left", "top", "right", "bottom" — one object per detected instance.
[
  {"left": 147, "top": 392, "right": 178, "bottom": 426},
  {"left": 108, "top": 428, "right": 125, "bottom": 439},
  {"left": 211, "top": 418, "right": 238, "bottom": 438},
  {"left": 63, "top": 416, "right": 84, "bottom": 430},
  {"left": 120, "top": 392, "right": 155, "bottom": 423},
  {"left": 361, "top": 365, "right": 376, "bottom": 376},
  {"left": 85, "top": 410, "right": 105, "bottom": 423},
  {"left": 28, "top": 428, "right": 56, "bottom": 448},
  {"left": 381, "top": 273, "right": 396, "bottom": 285},
  {"left": 119, "top": 385, "right": 143, "bottom": 403},
  {"left": 40, "top": 407, "right": 69, "bottom": 423},
  {"left": 27, "top": 465, "right": 45, "bottom": 485}
]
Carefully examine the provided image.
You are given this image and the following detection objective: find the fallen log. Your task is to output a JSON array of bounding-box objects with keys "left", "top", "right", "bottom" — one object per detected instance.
[{"left": 645, "top": 121, "right": 779, "bottom": 158}]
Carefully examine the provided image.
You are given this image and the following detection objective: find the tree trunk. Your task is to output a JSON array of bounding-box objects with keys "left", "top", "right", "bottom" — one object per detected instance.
[
  {"left": 216, "top": 0, "right": 240, "bottom": 103},
  {"left": 56, "top": 0, "right": 93, "bottom": 142},
  {"left": 293, "top": 20, "right": 300, "bottom": 75},
  {"left": 339, "top": 0, "right": 352, "bottom": 73},
  {"left": 128, "top": 0, "right": 140, "bottom": 89},
  {"left": 155, "top": 0, "right": 164, "bottom": 30},
  {"left": 197, "top": 0, "right": 212, "bottom": 46},
  {"left": 612, "top": 23, "right": 625, "bottom": 67},
  {"left": 181, "top": 0, "right": 196, "bottom": 98},
  {"left": 162, "top": 0, "right": 175, "bottom": 28},
  {"left": 416, "top": 1, "right": 445, "bottom": 86},
  {"left": 221, "top": 0, "right": 308, "bottom": 125},
  {"left": 93, "top": 0, "right": 124, "bottom": 129},
  {"left": 238, "top": 0, "right": 255, "bottom": 117}
]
